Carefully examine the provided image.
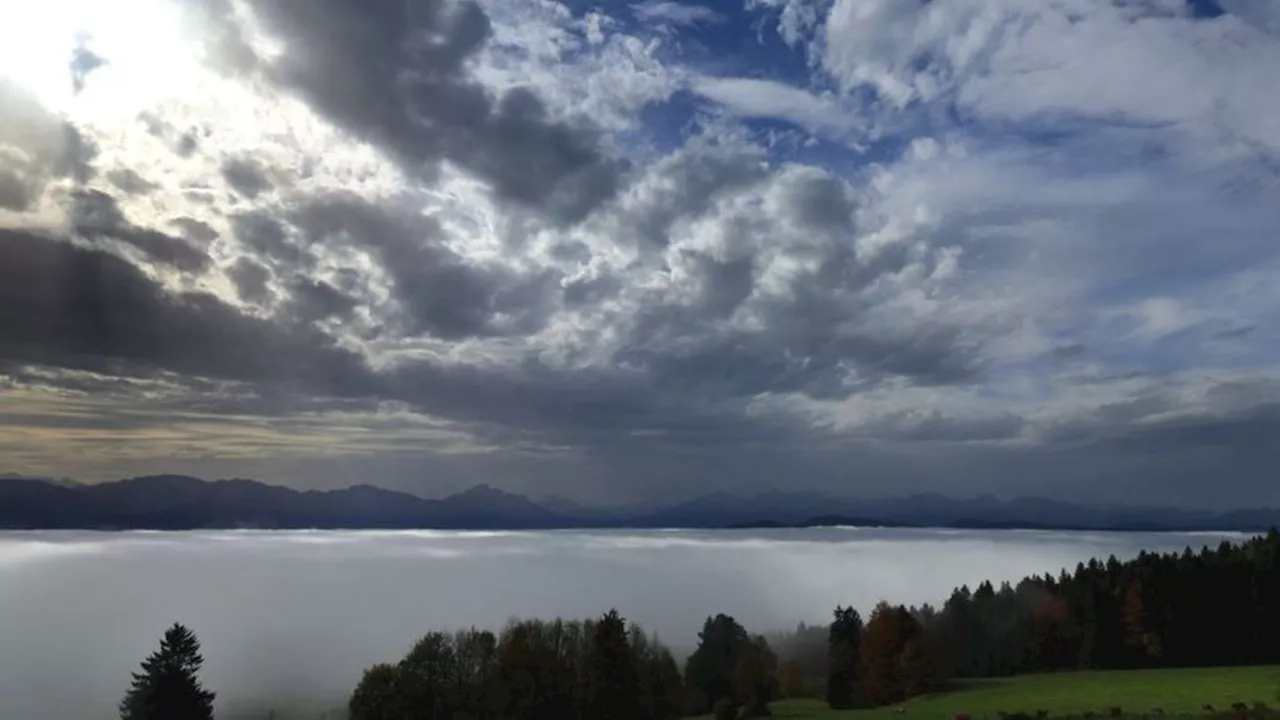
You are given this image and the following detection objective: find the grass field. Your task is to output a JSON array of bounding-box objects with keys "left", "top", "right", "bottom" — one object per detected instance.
[{"left": 719, "top": 667, "right": 1280, "bottom": 720}]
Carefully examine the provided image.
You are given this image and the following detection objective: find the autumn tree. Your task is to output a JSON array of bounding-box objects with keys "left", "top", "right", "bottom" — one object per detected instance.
[
  {"left": 779, "top": 660, "right": 804, "bottom": 699},
  {"left": 119, "top": 623, "right": 216, "bottom": 720},
  {"left": 733, "top": 635, "right": 778, "bottom": 718},
  {"left": 859, "top": 603, "right": 921, "bottom": 707},
  {"left": 1122, "top": 578, "right": 1162, "bottom": 665},
  {"left": 348, "top": 664, "right": 407, "bottom": 720}
]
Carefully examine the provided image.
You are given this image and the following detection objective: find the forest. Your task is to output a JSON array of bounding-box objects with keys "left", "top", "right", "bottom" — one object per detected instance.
[{"left": 122, "top": 529, "right": 1280, "bottom": 719}]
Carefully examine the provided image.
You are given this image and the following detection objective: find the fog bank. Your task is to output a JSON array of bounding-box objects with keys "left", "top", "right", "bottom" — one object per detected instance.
[{"left": 0, "top": 528, "right": 1242, "bottom": 719}]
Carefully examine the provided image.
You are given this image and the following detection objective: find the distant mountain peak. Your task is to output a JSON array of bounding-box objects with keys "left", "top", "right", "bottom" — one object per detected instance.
[
  {"left": 439, "top": 484, "right": 555, "bottom": 518},
  {"left": 452, "top": 483, "right": 502, "bottom": 496},
  {"left": 1, "top": 474, "right": 1277, "bottom": 532},
  {"left": 1, "top": 473, "right": 81, "bottom": 488},
  {"left": 121, "top": 474, "right": 207, "bottom": 487}
]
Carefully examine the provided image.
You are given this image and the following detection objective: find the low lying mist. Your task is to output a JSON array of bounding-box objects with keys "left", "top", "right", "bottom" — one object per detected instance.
[{"left": 0, "top": 527, "right": 1240, "bottom": 719}]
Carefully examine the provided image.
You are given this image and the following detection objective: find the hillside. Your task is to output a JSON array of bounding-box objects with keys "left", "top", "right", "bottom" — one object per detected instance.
[{"left": 703, "top": 667, "right": 1280, "bottom": 720}]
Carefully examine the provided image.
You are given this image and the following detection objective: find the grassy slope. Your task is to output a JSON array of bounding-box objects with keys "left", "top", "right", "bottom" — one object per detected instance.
[{"left": 728, "top": 667, "right": 1280, "bottom": 720}]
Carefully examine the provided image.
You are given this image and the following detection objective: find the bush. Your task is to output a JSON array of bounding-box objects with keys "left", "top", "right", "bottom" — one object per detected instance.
[{"left": 714, "top": 697, "right": 739, "bottom": 720}]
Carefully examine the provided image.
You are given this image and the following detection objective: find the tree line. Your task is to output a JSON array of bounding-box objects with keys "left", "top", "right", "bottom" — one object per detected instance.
[
  {"left": 117, "top": 529, "right": 1280, "bottom": 718},
  {"left": 820, "top": 529, "right": 1280, "bottom": 708},
  {"left": 345, "top": 610, "right": 789, "bottom": 720}
]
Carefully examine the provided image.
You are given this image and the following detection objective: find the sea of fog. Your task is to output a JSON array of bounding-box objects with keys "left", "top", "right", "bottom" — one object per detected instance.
[{"left": 0, "top": 527, "right": 1246, "bottom": 719}]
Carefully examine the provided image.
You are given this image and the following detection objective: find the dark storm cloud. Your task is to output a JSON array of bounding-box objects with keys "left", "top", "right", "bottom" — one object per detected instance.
[
  {"left": 0, "top": 169, "right": 31, "bottom": 211},
  {"left": 230, "top": 210, "right": 304, "bottom": 266},
  {"left": 285, "top": 277, "right": 357, "bottom": 322},
  {"left": 625, "top": 148, "right": 769, "bottom": 248},
  {"left": 250, "top": 151, "right": 950, "bottom": 438},
  {"left": 70, "top": 189, "right": 211, "bottom": 273},
  {"left": 191, "top": 0, "right": 623, "bottom": 223},
  {"left": 0, "top": 229, "right": 375, "bottom": 394},
  {"left": 606, "top": 172, "right": 978, "bottom": 402},
  {"left": 227, "top": 256, "right": 274, "bottom": 305},
  {"left": 106, "top": 168, "right": 159, "bottom": 195},
  {"left": 619, "top": 280, "right": 980, "bottom": 402},
  {"left": 858, "top": 411, "right": 1027, "bottom": 443},
  {"left": 562, "top": 272, "right": 622, "bottom": 306},
  {"left": 170, "top": 217, "right": 220, "bottom": 244},
  {"left": 379, "top": 358, "right": 799, "bottom": 450},
  {"left": 1214, "top": 324, "right": 1256, "bottom": 340},
  {"left": 1111, "top": 402, "right": 1280, "bottom": 452},
  {"left": 221, "top": 157, "right": 271, "bottom": 199},
  {"left": 292, "top": 194, "right": 558, "bottom": 339},
  {"left": 176, "top": 130, "right": 200, "bottom": 157},
  {"left": 783, "top": 172, "right": 857, "bottom": 234},
  {"left": 689, "top": 253, "right": 756, "bottom": 318},
  {"left": 1051, "top": 343, "right": 1088, "bottom": 361}
]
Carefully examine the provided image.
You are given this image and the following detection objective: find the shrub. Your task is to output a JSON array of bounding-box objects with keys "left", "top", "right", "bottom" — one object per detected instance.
[{"left": 714, "top": 696, "right": 739, "bottom": 720}]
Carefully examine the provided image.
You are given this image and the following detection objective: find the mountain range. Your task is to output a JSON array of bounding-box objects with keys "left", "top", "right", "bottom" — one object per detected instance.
[{"left": 0, "top": 474, "right": 1277, "bottom": 532}]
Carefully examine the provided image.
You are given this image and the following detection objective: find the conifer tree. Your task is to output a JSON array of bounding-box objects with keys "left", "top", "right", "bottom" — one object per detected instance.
[{"left": 120, "top": 623, "right": 215, "bottom": 720}]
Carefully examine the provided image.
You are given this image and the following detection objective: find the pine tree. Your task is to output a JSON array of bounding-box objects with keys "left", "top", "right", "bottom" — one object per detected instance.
[
  {"left": 826, "top": 605, "right": 863, "bottom": 709},
  {"left": 586, "top": 609, "right": 641, "bottom": 720},
  {"left": 119, "top": 623, "right": 215, "bottom": 720}
]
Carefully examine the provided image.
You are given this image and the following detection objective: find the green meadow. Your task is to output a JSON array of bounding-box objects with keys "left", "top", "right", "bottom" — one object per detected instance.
[{"left": 709, "top": 667, "right": 1280, "bottom": 720}]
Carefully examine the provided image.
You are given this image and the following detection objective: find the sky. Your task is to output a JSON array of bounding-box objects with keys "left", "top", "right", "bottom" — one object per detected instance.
[{"left": 0, "top": 0, "right": 1278, "bottom": 507}]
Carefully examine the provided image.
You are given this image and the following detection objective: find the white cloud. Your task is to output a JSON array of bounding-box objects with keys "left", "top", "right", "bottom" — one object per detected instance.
[
  {"left": 476, "top": 0, "right": 683, "bottom": 133},
  {"left": 631, "top": 1, "right": 725, "bottom": 27},
  {"left": 812, "top": 0, "right": 1280, "bottom": 159},
  {"left": 747, "top": 0, "right": 831, "bottom": 47},
  {"left": 690, "top": 76, "right": 861, "bottom": 139},
  {"left": 1129, "top": 297, "right": 1197, "bottom": 341}
]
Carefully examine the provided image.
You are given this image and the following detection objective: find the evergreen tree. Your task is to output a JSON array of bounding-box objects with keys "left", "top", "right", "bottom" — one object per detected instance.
[
  {"left": 825, "top": 605, "right": 863, "bottom": 709},
  {"left": 685, "top": 614, "right": 753, "bottom": 713},
  {"left": 586, "top": 610, "right": 641, "bottom": 720},
  {"left": 119, "top": 623, "right": 215, "bottom": 720}
]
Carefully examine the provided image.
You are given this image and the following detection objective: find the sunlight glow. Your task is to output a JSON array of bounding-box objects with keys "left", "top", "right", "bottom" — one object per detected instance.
[{"left": 0, "top": 0, "right": 198, "bottom": 118}]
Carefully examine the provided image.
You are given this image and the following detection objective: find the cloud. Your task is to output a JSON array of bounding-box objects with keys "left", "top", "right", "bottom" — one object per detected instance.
[
  {"left": 811, "top": 0, "right": 1280, "bottom": 161},
  {"left": 690, "top": 77, "right": 858, "bottom": 138},
  {"left": 290, "top": 192, "right": 558, "bottom": 339},
  {"left": 0, "top": 228, "right": 374, "bottom": 395},
  {"left": 227, "top": 256, "right": 273, "bottom": 305},
  {"left": 748, "top": 0, "right": 831, "bottom": 46},
  {"left": 70, "top": 189, "right": 211, "bottom": 274},
  {"left": 105, "top": 169, "right": 160, "bottom": 196},
  {"left": 631, "top": 1, "right": 725, "bottom": 27},
  {"left": 0, "top": 168, "right": 32, "bottom": 211},
  {"left": 220, "top": 157, "right": 272, "bottom": 200},
  {"left": 0, "top": 78, "right": 95, "bottom": 204},
  {"left": 195, "top": 0, "right": 625, "bottom": 224}
]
